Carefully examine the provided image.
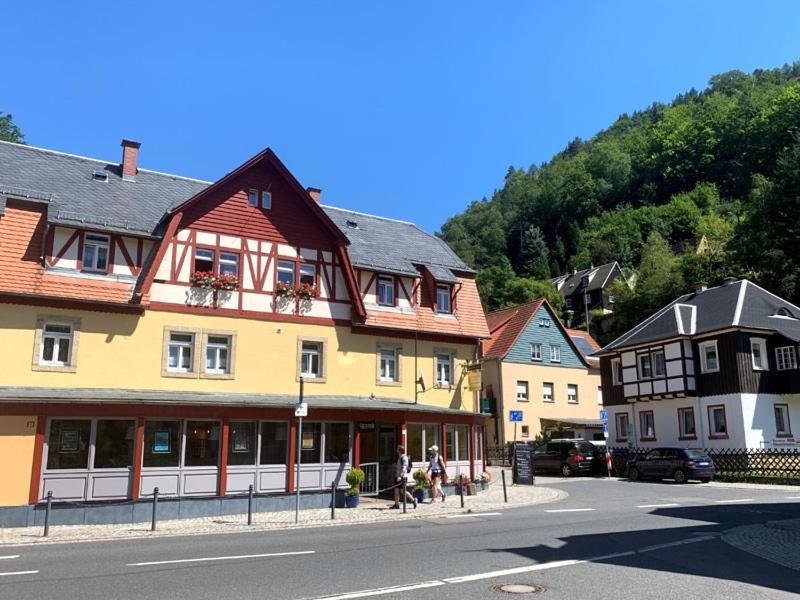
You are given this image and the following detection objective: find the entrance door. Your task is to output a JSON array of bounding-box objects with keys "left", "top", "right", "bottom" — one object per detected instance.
[{"left": 378, "top": 424, "right": 397, "bottom": 493}]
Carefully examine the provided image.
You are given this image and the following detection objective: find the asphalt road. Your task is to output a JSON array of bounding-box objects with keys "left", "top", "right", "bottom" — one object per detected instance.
[{"left": 2, "top": 478, "right": 799, "bottom": 600}]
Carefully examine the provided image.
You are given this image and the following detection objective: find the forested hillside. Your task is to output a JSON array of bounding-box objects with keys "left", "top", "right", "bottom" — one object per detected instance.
[{"left": 439, "top": 63, "right": 800, "bottom": 343}]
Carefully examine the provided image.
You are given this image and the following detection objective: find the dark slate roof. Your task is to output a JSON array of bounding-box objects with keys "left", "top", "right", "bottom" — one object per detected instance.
[
  {"left": 322, "top": 205, "right": 474, "bottom": 278},
  {"left": 552, "top": 262, "right": 619, "bottom": 297},
  {"left": 0, "top": 140, "right": 210, "bottom": 237},
  {"left": 600, "top": 279, "right": 800, "bottom": 352}
]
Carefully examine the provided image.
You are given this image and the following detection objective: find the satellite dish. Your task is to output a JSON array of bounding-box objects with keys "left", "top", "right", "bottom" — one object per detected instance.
[{"left": 417, "top": 370, "right": 426, "bottom": 392}]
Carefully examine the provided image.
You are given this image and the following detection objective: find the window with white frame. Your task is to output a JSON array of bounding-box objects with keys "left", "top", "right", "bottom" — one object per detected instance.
[
  {"left": 219, "top": 252, "right": 239, "bottom": 276},
  {"left": 550, "top": 344, "right": 561, "bottom": 363},
  {"left": 699, "top": 341, "right": 719, "bottom": 373},
  {"left": 639, "top": 354, "right": 652, "bottom": 378},
  {"left": 652, "top": 350, "right": 666, "bottom": 377},
  {"left": 542, "top": 382, "right": 554, "bottom": 402},
  {"left": 565, "top": 298, "right": 573, "bottom": 309},
  {"left": 377, "top": 276, "right": 395, "bottom": 306},
  {"left": 436, "top": 353, "right": 453, "bottom": 386},
  {"left": 530, "top": 343, "right": 542, "bottom": 361},
  {"left": 40, "top": 323, "right": 73, "bottom": 366},
  {"left": 379, "top": 348, "right": 398, "bottom": 382},
  {"left": 82, "top": 234, "right": 110, "bottom": 272},
  {"left": 247, "top": 189, "right": 258, "bottom": 207},
  {"left": 261, "top": 191, "right": 272, "bottom": 210},
  {"left": 516, "top": 381, "right": 529, "bottom": 402},
  {"left": 774, "top": 404, "right": 792, "bottom": 437},
  {"left": 299, "top": 264, "right": 316, "bottom": 288},
  {"left": 205, "top": 335, "right": 231, "bottom": 374},
  {"left": 776, "top": 346, "right": 797, "bottom": 371},
  {"left": 277, "top": 260, "right": 295, "bottom": 285},
  {"left": 615, "top": 413, "right": 629, "bottom": 441},
  {"left": 436, "top": 284, "right": 452, "bottom": 313},
  {"left": 611, "top": 357, "right": 622, "bottom": 385},
  {"left": 567, "top": 384, "right": 578, "bottom": 404},
  {"left": 167, "top": 333, "right": 194, "bottom": 372},
  {"left": 678, "top": 407, "right": 696, "bottom": 438},
  {"left": 639, "top": 411, "right": 655, "bottom": 440},
  {"left": 538, "top": 318, "right": 551, "bottom": 328},
  {"left": 194, "top": 248, "right": 214, "bottom": 273},
  {"left": 301, "top": 342, "right": 322, "bottom": 378},
  {"left": 708, "top": 405, "right": 728, "bottom": 438},
  {"left": 751, "top": 338, "right": 768, "bottom": 370}
]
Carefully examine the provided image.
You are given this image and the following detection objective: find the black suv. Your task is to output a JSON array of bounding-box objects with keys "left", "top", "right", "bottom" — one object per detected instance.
[{"left": 532, "top": 440, "right": 600, "bottom": 477}]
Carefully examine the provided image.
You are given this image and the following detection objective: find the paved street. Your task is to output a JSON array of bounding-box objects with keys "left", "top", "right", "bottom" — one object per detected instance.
[{"left": 1, "top": 478, "right": 799, "bottom": 600}]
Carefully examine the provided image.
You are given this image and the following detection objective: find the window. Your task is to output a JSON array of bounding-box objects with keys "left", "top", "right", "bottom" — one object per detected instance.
[
  {"left": 277, "top": 260, "right": 295, "bottom": 285},
  {"left": 542, "top": 382, "right": 554, "bottom": 403},
  {"left": 46, "top": 419, "right": 91, "bottom": 470},
  {"left": 324, "top": 423, "right": 350, "bottom": 463},
  {"left": 377, "top": 276, "right": 395, "bottom": 306},
  {"left": 475, "top": 427, "right": 484, "bottom": 461},
  {"left": 699, "top": 341, "right": 719, "bottom": 373},
  {"left": 774, "top": 404, "right": 792, "bottom": 437},
  {"left": 219, "top": 252, "right": 239, "bottom": 276},
  {"left": 550, "top": 345, "right": 561, "bottom": 363},
  {"left": 301, "top": 342, "right": 322, "bottom": 378},
  {"left": 300, "top": 422, "right": 322, "bottom": 464},
  {"left": 194, "top": 248, "right": 214, "bottom": 273},
  {"left": 776, "top": 346, "right": 797, "bottom": 371},
  {"left": 565, "top": 298, "right": 573, "bottom": 309},
  {"left": 530, "top": 343, "right": 542, "bottom": 361},
  {"left": 639, "top": 411, "right": 655, "bottom": 441},
  {"left": 678, "top": 407, "right": 696, "bottom": 439},
  {"left": 82, "top": 234, "right": 110, "bottom": 272},
  {"left": 538, "top": 318, "right": 551, "bottom": 328},
  {"left": 611, "top": 358, "right": 622, "bottom": 385},
  {"left": 261, "top": 191, "right": 272, "bottom": 210},
  {"left": 379, "top": 348, "right": 398, "bottom": 382},
  {"left": 456, "top": 424, "right": 470, "bottom": 461},
  {"left": 143, "top": 420, "right": 181, "bottom": 468},
  {"left": 615, "top": 413, "right": 629, "bottom": 442},
  {"left": 436, "top": 284, "right": 451, "bottom": 313},
  {"left": 567, "top": 384, "right": 578, "bottom": 404},
  {"left": 260, "top": 421, "right": 289, "bottom": 464},
  {"left": 445, "top": 424, "right": 456, "bottom": 461},
  {"left": 168, "top": 332, "right": 194, "bottom": 372},
  {"left": 93, "top": 419, "right": 135, "bottom": 469},
  {"left": 521, "top": 425, "right": 530, "bottom": 438},
  {"left": 708, "top": 405, "right": 728, "bottom": 438},
  {"left": 299, "top": 264, "right": 316, "bottom": 287},
  {"left": 608, "top": 294, "right": 616, "bottom": 304},
  {"left": 228, "top": 421, "right": 257, "bottom": 466},
  {"left": 751, "top": 338, "right": 768, "bottom": 370},
  {"left": 639, "top": 354, "right": 652, "bottom": 378},
  {"left": 436, "top": 353, "right": 453, "bottom": 386},
  {"left": 407, "top": 424, "right": 423, "bottom": 462},
  {"left": 516, "top": 381, "right": 529, "bottom": 402},
  {"left": 40, "top": 323, "right": 73, "bottom": 366},
  {"left": 247, "top": 189, "right": 259, "bottom": 207},
  {"left": 205, "top": 335, "right": 230, "bottom": 374},
  {"left": 651, "top": 351, "right": 666, "bottom": 377},
  {"left": 184, "top": 421, "right": 220, "bottom": 467}
]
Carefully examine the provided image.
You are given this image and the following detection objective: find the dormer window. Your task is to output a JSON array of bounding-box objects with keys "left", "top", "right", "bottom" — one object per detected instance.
[
  {"left": 82, "top": 234, "right": 110, "bottom": 273},
  {"left": 774, "top": 307, "right": 796, "bottom": 319},
  {"left": 377, "top": 276, "right": 395, "bottom": 306},
  {"left": 436, "top": 284, "right": 451, "bottom": 314}
]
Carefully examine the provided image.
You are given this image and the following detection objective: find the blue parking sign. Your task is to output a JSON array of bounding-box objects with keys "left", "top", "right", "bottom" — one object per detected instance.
[
  {"left": 602, "top": 422, "right": 608, "bottom": 432},
  {"left": 509, "top": 410, "right": 523, "bottom": 422},
  {"left": 599, "top": 409, "right": 608, "bottom": 421}
]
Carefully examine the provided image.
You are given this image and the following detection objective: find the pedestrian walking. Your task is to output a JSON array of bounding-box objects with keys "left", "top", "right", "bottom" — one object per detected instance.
[
  {"left": 391, "top": 445, "right": 417, "bottom": 509},
  {"left": 425, "top": 445, "right": 447, "bottom": 503}
]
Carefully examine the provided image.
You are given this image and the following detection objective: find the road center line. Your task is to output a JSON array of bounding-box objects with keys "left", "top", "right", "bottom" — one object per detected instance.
[
  {"left": 786, "top": 496, "right": 800, "bottom": 500},
  {"left": 715, "top": 498, "right": 755, "bottom": 504},
  {"left": 545, "top": 508, "right": 596, "bottom": 513},
  {"left": 127, "top": 550, "right": 314, "bottom": 567},
  {"left": 0, "top": 555, "right": 20, "bottom": 560},
  {"left": 636, "top": 503, "right": 680, "bottom": 508},
  {"left": 0, "top": 571, "right": 38, "bottom": 577},
  {"left": 442, "top": 512, "right": 501, "bottom": 519}
]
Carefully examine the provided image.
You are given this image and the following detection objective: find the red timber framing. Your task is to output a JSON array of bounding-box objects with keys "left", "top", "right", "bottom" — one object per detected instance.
[
  {"left": 357, "top": 269, "right": 417, "bottom": 308},
  {"left": 44, "top": 227, "right": 148, "bottom": 276},
  {"left": 13, "top": 402, "right": 484, "bottom": 505}
]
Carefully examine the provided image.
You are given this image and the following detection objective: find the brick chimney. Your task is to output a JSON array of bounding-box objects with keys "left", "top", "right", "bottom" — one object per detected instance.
[
  {"left": 694, "top": 281, "right": 708, "bottom": 293},
  {"left": 306, "top": 187, "right": 322, "bottom": 203},
  {"left": 120, "top": 139, "right": 141, "bottom": 182}
]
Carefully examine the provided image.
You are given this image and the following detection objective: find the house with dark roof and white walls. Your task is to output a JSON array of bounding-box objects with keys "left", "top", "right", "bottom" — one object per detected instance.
[
  {"left": 551, "top": 261, "right": 625, "bottom": 326},
  {"left": 597, "top": 278, "right": 800, "bottom": 449}
]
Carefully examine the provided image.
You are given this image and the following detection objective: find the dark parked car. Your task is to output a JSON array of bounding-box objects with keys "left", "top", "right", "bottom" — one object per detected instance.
[
  {"left": 532, "top": 439, "right": 600, "bottom": 477},
  {"left": 627, "top": 448, "right": 715, "bottom": 483}
]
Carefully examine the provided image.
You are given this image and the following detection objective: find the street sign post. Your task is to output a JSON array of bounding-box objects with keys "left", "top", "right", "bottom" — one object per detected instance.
[{"left": 509, "top": 410, "right": 523, "bottom": 442}]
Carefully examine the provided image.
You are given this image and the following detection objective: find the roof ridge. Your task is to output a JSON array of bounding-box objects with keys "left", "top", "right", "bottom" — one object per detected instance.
[
  {"left": 321, "top": 204, "right": 414, "bottom": 226},
  {"left": 486, "top": 298, "right": 544, "bottom": 317}
]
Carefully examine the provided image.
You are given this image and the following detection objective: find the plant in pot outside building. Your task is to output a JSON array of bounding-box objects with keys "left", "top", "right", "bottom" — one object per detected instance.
[
  {"left": 275, "top": 282, "right": 296, "bottom": 298},
  {"left": 345, "top": 467, "right": 365, "bottom": 508},
  {"left": 412, "top": 469, "right": 428, "bottom": 504}
]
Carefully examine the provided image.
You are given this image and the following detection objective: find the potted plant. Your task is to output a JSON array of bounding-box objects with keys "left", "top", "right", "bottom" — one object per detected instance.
[
  {"left": 275, "top": 282, "right": 296, "bottom": 298},
  {"left": 191, "top": 270, "right": 215, "bottom": 289},
  {"left": 412, "top": 469, "right": 428, "bottom": 504},
  {"left": 344, "top": 467, "right": 364, "bottom": 508},
  {"left": 296, "top": 283, "right": 316, "bottom": 300}
]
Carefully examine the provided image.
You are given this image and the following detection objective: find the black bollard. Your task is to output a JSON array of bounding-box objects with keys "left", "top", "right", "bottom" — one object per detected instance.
[
  {"left": 402, "top": 479, "right": 407, "bottom": 514},
  {"left": 43, "top": 491, "right": 53, "bottom": 537},
  {"left": 248, "top": 484, "right": 254, "bottom": 526},
  {"left": 151, "top": 487, "right": 159, "bottom": 532},
  {"left": 459, "top": 478, "right": 464, "bottom": 508},
  {"left": 501, "top": 470, "right": 508, "bottom": 503},
  {"left": 331, "top": 482, "right": 336, "bottom": 520}
]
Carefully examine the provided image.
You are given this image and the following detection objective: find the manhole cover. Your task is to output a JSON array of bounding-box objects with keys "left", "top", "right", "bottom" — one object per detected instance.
[{"left": 489, "top": 583, "right": 546, "bottom": 594}]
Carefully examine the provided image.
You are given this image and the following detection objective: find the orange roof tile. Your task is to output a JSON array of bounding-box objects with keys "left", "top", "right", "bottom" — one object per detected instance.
[{"left": 482, "top": 299, "right": 545, "bottom": 360}]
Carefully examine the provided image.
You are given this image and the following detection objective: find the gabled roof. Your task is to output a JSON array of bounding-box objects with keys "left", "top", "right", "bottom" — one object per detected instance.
[
  {"left": 600, "top": 279, "right": 800, "bottom": 352},
  {"left": 551, "top": 261, "right": 620, "bottom": 297},
  {"left": 0, "top": 140, "right": 209, "bottom": 237},
  {"left": 322, "top": 205, "right": 474, "bottom": 279},
  {"left": 482, "top": 300, "right": 545, "bottom": 360},
  {"left": 566, "top": 328, "right": 601, "bottom": 368}
]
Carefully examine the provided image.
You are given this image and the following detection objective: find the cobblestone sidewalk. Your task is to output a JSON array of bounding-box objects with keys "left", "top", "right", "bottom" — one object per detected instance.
[
  {"left": 0, "top": 482, "right": 564, "bottom": 547},
  {"left": 722, "top": 519, "right": 800, "bottom": 572}
]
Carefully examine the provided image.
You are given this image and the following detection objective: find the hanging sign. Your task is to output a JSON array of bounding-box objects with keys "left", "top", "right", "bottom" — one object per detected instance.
[
  {"left": 295, "top": 402, "right": 308, "bottom": 417},
  {"left": 467, "top": 370, "right": 482, "bottom": 391}
]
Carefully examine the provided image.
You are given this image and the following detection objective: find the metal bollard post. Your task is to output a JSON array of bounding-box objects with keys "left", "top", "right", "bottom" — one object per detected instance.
[
  {"left": 459, "top": 478, "right": 464, "bottom": 508},
  {"left": 151, "top": 487, "right": 159, "bottom": 532},
  {"left": 501, "top": 470, "right": 508, "bottom": 503},
  {"left": 248, "top": 484, "right": 254, "bottom": 526},
  {"left": 43, "top": 491, "right": 53, "bottom": 537},
  {"left": 331, "top": 482, "right": 336, "bottom": 520},
  {"left": 402, "top": 479, "right": 407, "bottom": 514}
]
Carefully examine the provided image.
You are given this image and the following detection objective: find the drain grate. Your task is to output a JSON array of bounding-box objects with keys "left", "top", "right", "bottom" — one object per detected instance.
[{"left": 489, "top": 583, "right": 546, "bottom": 595}]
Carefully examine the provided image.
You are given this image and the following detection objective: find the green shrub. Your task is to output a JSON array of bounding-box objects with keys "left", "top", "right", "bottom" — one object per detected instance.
[
  {"left": 345, "top": 468, "right": 365, "bottom": 496},
  {"left": 412, "top": 469, "right": 428, "bottom": 491}
]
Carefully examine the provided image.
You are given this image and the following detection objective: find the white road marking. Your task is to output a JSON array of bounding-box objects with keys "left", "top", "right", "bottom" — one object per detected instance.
[
  {"left": 308, "top": 581, "right": 446, "bottom": 599},
  {"left": 0, "top": 555, "right": 20, "bottom": 560},
  {"left": 442, "top": 559, "right": 584, "bottom": 583},
  {"left": 786, "top": 496, "right": 800, "bottom": 500},
  {"left": 715, "top": 498, "right": 755, "bottom": 504},
  {"left": 637, "top": 536, "right": 716, "bottom": 553},
  {"left": 636, "top": 503, "right": 680, "bottom": 508},
  {"left": 442, "top": 512, "right": 501, "bottom": 519},
  {"left": 0, "top": 571, "right": 38, "bottom": 577},
  {"left": 127, "top": 550, "right": 314, "bottom": 567},
  {"left": 545, "top": 508, "right": 596, "bottom": 513}
]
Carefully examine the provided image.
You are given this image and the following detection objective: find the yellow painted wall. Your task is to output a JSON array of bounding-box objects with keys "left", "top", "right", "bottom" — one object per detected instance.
[
  {"left": 0, "top": 416, "right": 36, "bottom": 506},
  {"left": 0, "top": 304, "right": 478, "bottom": 412},
  {"left": 482, "top": 359, "right": 602, "bottom": 443}
]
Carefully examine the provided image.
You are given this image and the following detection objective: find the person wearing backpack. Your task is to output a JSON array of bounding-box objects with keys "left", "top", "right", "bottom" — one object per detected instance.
[
  {"left": 391, "top": 445, "right": 417, "bottom": 509},
  {"left": 426, "top": 445, "right": 447, "bottom": 503}
]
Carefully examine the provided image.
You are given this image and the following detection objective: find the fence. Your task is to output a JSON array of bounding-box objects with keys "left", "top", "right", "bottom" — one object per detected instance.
[{"left": 487, "top": 445, "right": 512, "bottom": 467}]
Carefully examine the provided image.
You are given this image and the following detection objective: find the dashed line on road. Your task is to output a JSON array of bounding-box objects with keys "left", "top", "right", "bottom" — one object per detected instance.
[
  {"left": 545, "top": 508, "right": 596, "bottom": 513},
  {"left": 0, "top": 570, "right": 38, "bottom": 577},
  {"left": 786, "top": 496, "right": 800, "bottom": 500},
  {"left": 715, "top": 498, "right": 755, "bottom": 504},
  {"left": 0, "top": 555, "right": 20, "bottom": 560},
  {"left": 127, "top": 550, "right": 314, "bottom": 567},
  {"left": 442, "top": 512, "right": 501, "bottom": 519},
  {"left": 636, "top": 503, "right": 680, "bottom": 508}
]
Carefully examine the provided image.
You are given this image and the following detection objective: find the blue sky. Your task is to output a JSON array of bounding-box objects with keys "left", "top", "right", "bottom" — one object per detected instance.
[{"left": 3, "top": 2, "right": 800, "bottom": 232}]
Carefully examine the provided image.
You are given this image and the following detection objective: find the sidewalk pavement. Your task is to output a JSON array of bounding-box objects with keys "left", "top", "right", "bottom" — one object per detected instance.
[
  {"left": 0, "top": 480, "right": 565, "bottom": 547},
  {"left": 723, "top": 519, "right": 800, "bottom": 572}
]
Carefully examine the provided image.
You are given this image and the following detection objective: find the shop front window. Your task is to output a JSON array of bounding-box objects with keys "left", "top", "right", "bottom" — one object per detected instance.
[
  {"left": 47, "top": 419, "right": 91, "bottom": 470},
  {"left": 406, "top": 424, "right": 423, "bottom": 462},
  {"left": 260, "top": 422, "right": 289, "bottom": 465},
  {"left": 300, "top": 422, "right": 322, "bottom": 464},
  {"left": 93, "top": 419, "right": 135, "bottom": 469},
  {"left": 184, "top": 421, "right": 220, "bottom": 467},
  {"left": 456, "top": 424, "right": 470, "bottom": 462},
  {"left": 324, "top": 423, "right": 350, "bottom": 464},
  {"left": 445, "top": 424, "right": 456, "bottom": 460},
  {"left": 144, "top": 420, "right": 181, "bottom": 468},
  {"left": 424, "top": 424, "right": 441, "bottom": 458},
  {"left": 228, "top": 421, "right": 257, "bottom": 466}
]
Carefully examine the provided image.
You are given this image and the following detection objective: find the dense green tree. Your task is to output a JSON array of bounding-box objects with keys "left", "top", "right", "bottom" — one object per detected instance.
[{"left": 0, "top": 113, "right": 24, "bottom": 143}]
